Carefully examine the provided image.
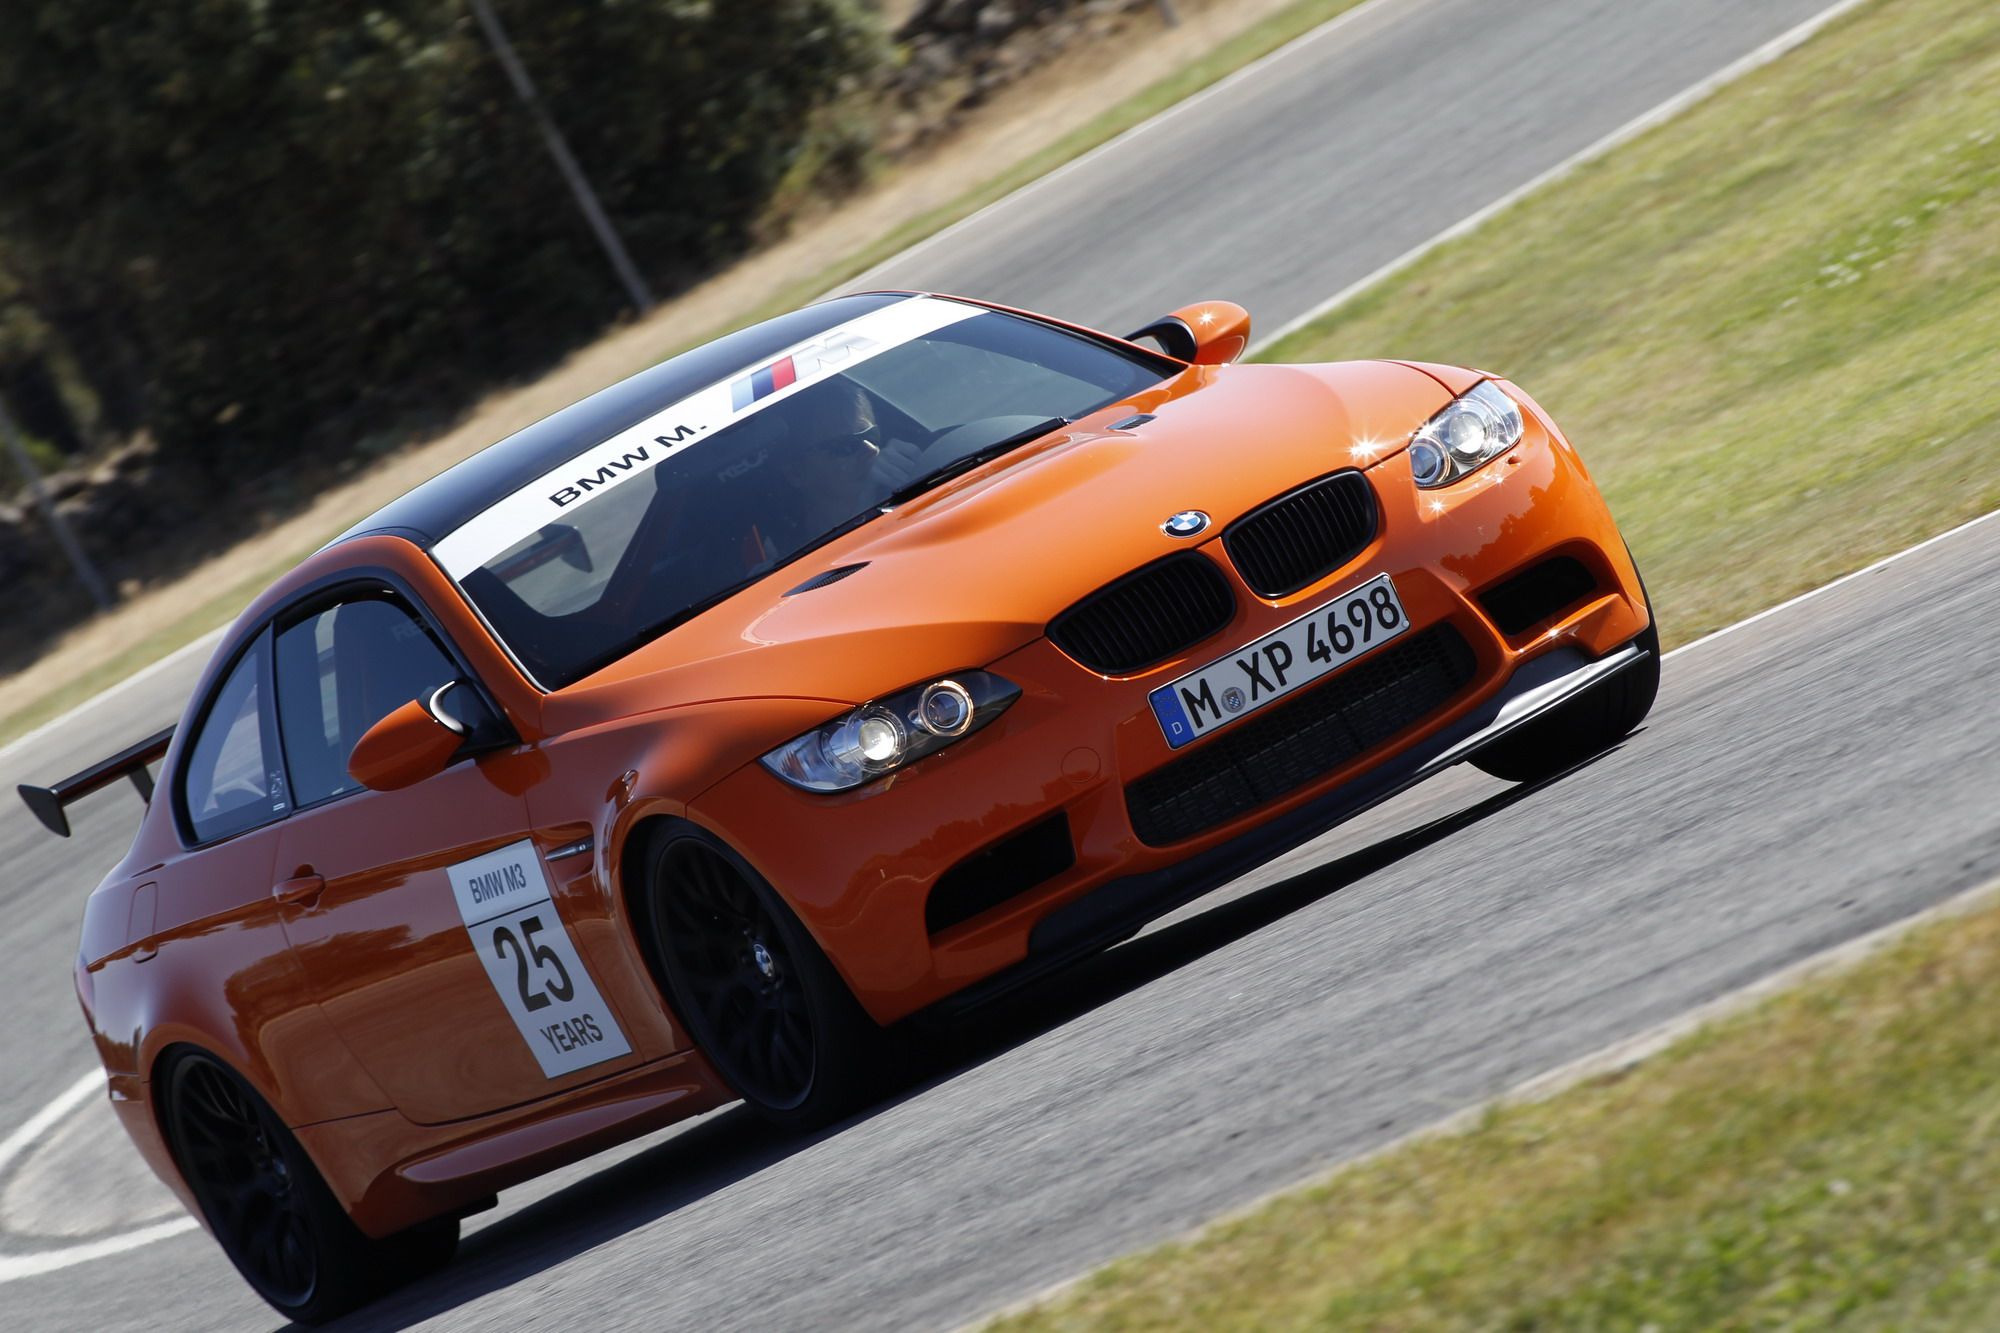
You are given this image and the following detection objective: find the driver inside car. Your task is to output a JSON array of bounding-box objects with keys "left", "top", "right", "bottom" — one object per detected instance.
[{"left": 763, "top": 378, "right": 926, "bottom": 552}]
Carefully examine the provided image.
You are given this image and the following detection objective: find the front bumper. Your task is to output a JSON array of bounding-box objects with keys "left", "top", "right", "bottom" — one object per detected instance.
[
  {"left": 921, "top": 635, "right": 1653, "bottom": 1020},
  {"left": 690, "top": 406, "right": 1651, "bottom": 1025}
]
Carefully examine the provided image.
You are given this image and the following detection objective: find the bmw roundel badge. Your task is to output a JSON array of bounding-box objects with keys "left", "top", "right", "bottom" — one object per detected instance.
[{"left": 1161, "top": 509, "right": 1210, "bottom": 538}]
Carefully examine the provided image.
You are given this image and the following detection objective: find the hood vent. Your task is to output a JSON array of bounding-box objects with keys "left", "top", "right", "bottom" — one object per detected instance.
[{"left": 785, "top": 563, "right": 869, "bottom": 595}]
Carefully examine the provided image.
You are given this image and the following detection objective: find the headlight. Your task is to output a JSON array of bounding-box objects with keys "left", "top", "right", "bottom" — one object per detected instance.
[
  {"left": 1406, "top": 381, "right": 1524, "bottom": 488},
  {"left": 760, "top": 671, "right": 1021, "bottom": 792}
]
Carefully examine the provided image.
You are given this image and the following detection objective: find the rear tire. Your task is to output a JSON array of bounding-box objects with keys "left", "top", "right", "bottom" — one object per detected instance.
[
  {"left": 644, "top": 827, "right": 885, "bottom": 1131},
  {"left": 162, "top": 1051, "right": 458, "bottom": 1324},
  {"left": 1471, "top": 620, "right": 1660, "bottom": 784}
]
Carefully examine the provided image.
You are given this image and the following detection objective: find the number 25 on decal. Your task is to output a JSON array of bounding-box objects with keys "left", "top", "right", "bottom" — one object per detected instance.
[{"left": 493, "top": 915, "right": 576, "bottom": 1011}]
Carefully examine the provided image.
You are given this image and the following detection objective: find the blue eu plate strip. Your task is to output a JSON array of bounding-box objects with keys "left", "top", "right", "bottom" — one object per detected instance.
[{"left": 1149, "top": 683, "right": 1196, "bottom": 750}]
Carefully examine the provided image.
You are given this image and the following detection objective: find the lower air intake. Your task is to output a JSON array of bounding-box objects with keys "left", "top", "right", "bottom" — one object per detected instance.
[
  {"left": 1477, "top": 555, "right": 1599, "bottom": 636},
  {"left": 925, "top": 813, "right": 1076, "bottom": 936}
]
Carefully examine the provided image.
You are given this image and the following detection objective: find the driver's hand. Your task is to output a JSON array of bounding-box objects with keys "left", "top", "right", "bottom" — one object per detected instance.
[{"left": 870, "top": 436, "right": 928, "bottom": 490}]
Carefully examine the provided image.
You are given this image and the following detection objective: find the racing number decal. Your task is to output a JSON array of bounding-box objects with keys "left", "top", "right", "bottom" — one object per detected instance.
[
  {"left": 493, "top": 916, "right": 575, "bottom": 1011},
  {"left": 447, "top": 841, "right": 632, "bottom": 1078}
]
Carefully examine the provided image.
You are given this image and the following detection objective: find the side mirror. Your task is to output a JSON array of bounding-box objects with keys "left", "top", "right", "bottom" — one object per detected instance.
[
  {"left": 348, "top": 682, "right": 503, "bottom": 792},
  {"left": 1126, "top": 301, "right": 1252, "bottom": 366}
]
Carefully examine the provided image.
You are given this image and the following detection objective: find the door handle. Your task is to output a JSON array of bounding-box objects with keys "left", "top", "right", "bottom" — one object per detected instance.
[{"left": 272, "top": 874, "right": 325, "bottom": 908}]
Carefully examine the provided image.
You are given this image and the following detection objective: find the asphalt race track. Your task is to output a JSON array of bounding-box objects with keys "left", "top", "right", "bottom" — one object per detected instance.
[{"left": 5, "top": 1, "right": 1973, "bottom": 1329}]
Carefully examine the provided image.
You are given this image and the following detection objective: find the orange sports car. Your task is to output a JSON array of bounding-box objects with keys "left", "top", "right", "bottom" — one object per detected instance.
[{"left": 27, "top": 291, "right": 1655, "bottom": 1320}]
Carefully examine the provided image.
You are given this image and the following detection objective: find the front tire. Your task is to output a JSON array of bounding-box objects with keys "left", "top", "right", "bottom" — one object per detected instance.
[
  {"left": 1471, "top": 618, "right": 1659, "bottom": 784},
  {"left": 162, "top": 1051, "right": 458, "bottom": 1324},
  {"left": 644, "top": 827, "right": 885, "bottom": 1130}
]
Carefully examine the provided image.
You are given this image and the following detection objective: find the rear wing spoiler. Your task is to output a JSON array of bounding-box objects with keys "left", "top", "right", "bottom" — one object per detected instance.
[{"left": 17, "top": 726, "right": 174, "bottom": 838}]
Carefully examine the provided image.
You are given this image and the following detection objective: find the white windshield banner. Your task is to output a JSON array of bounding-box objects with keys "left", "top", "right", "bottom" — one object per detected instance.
[{"left": 432, "top": 295, "right": 982, "bottom": 578}]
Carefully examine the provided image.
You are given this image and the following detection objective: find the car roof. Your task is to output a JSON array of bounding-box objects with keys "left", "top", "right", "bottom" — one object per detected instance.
[{"left": 335, "top": 290, "right": 913, "bottom": 552}]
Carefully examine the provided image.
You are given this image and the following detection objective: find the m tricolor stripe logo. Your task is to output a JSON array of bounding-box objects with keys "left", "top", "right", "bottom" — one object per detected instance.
[{"left": 731, "top": 356, "right": 797, "bottom": 410}]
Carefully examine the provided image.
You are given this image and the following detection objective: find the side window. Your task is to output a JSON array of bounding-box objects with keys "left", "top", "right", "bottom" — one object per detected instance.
[
  {"left": 182, "top": 637, "right": 287, "bottom": 844},
  {"left": 274, "top": 595, "right": 460, "bottom": 807}
]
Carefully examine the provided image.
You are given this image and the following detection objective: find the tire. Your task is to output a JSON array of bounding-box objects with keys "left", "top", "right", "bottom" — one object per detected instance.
[
  {"left": 643, "top": 826, "right": 886, "bottom": 1130},
  {"left": 1470, "top": 618, "right": 1660, "bottom": 785},
  {"left": 162, "top": 1051, "right": 458, "bottom": 1324}
]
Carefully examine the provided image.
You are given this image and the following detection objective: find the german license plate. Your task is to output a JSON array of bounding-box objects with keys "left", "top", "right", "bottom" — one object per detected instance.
[{"left": 1148, "top": 573, "right": 1409, "bottom": 749}]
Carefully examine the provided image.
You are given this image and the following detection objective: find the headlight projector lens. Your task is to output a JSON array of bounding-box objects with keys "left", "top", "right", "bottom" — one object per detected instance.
[
  {"left": 855, "top": 710, "right": 906, "bottom": 764},
  {"left": 1409, "top": 439, "right": 1448, "bottom": 486},
  {"left": 917, "top": 680, "right": 975, "bottom": 737}
]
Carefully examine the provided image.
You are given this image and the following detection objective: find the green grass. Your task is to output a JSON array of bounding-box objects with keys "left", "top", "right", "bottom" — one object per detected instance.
[
  {"left": 990, "top": 886, "right": 2000, "bottom": 1332},
  {"left": 1263, "top": 0, "right": 2000, "bottom": 647},
  {"left": 0, "top": 0, "right": 1370, "bottom": 749}
]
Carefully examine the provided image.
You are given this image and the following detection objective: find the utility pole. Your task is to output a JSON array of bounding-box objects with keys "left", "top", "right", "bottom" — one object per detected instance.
[
  {"left": 467, "top": 0, "right": 657, "bottom": 315},
  {"left": 0, "top": 394, "right": 113, "bottom": 612}
]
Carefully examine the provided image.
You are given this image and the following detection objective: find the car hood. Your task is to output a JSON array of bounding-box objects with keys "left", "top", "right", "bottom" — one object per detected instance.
[{"left": 550, "top": 358, "right": 1456, "bottom": 726}]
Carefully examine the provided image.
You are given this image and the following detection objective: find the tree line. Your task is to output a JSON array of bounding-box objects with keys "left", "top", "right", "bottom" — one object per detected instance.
[{"left": 0, "top": 0, "right": 884, "bottom": 488}]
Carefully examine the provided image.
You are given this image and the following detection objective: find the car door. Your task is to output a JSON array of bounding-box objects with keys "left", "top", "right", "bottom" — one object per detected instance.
[
  {"left": 267, "top": 586, "right": 636, "bottom": 1125},
  {"left": 141, "top": 632, "right": 349, "bottom": 1105}
]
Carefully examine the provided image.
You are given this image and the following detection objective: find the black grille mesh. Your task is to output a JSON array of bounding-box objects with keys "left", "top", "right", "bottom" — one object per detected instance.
[
  {"left": 1126, "top": 624, "right": 1477, "bottom": 846},
  {"left": 1223, "top": 472, "right": 1379, "bottom": 598},
  {"left": 1048, "top": 553, "right": 1235, "bottom": 676}
]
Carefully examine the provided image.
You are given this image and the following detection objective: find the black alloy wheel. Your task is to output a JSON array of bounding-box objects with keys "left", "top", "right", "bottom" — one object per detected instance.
[
  {"left": 163, "top": 1052, "right": 457, "bottom": 1323},
  {"left": 647, "top": 830, "right": 883, "bottom": 1128},
  {"left": 169, "top": 1054, "right": 320, "bottom": 1307}
]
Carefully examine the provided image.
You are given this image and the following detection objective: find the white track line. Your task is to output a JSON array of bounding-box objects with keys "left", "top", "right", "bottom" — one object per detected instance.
[
  {"left": 1254, "top": 0, "right": 1878, "bottom": 351},
  {"left": 0, "top": 1071, "right": 102, "bottom": 1178},
  {"left": 0, "top": 1218, "right": 198, "bottom": 1284},
  {"left": 1664, "top": 506, "right": 2000, "bottom": 661},
  {"left": 837, "top": 0, "right": 1415, "bottom": 295},
  {"left": 0, "top": 1069, "right": 197, "bottom": 1285}
]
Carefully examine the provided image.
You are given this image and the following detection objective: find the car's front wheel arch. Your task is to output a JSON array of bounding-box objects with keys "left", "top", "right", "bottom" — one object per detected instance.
[{"left": 624, "top": 816, "right": 886, "bottom": 1129}]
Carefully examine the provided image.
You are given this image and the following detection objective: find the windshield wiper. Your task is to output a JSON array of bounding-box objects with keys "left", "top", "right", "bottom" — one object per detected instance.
[{"left": 878, "top": 416, "right": 1070, "bottom": 509}]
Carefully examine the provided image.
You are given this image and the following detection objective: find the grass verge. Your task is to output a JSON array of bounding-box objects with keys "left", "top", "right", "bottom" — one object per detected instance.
[
  {"left": 989, "top": 884, "right": 2000, "bottom": 1331},
  {"left": 1263, "top": 0, "right": 2000, "bottom": 647},
  {"left": 0, "top": 0, "right": 1370, "bottom": 750}
]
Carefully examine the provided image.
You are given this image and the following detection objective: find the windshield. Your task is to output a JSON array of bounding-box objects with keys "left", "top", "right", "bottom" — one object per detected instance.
[{"left": 443, "top": 300, "right": 1174, "bottom": 687}]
